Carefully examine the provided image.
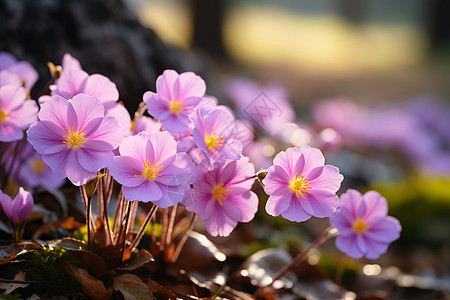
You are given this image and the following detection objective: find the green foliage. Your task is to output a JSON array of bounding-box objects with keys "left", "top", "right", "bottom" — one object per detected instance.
[
  {"left": 0, "top": 293, "right": 21, "bottom": 300},
  {"left": 316, "top": 254, "right": 359, "bottom": 285},
  {"left": 72, "top": 225, "right": 89, "bottom": 243}
]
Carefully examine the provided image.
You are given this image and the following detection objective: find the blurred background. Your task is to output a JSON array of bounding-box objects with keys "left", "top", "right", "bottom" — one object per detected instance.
[{"left": 126, "top": 0, "right": 450, "bottom": 105}]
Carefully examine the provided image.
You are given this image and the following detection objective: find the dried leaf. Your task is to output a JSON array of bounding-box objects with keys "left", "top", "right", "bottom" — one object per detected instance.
[
  {"left": 145, "top": 278, "right": 176, "bottom": 299},
  {"left": 113, "top": 274, "right": 153, "bottom": 300},
  {"left": 118, "top": 249, "right": 154, "bottom": 271},
  {"left": 0, "top": 271, "right": 29, "bottom": 294},
  {"left": 26, "top": 294, "right": 40, "bottom": 300},
  {"left": 65, "top": 263, "right": 108, "bottom": 300},
  {"left": 69, "top": 250, "right": 108, "bottom": 279},
  {"left": 0, "top": 242, "right": 41, "bottom": 265}
]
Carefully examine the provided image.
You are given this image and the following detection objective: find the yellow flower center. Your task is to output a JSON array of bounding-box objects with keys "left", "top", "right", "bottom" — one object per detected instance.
[
  {"left": 63, "top": 126, "right": 87, "bottom": 149},
  {"left": 0, "top": 109, "right": 10, "bottom": 123},
  {"left": 135, "top": 160, "right": 163, "bottom": 180},
  {"left": 211, "top": 183, "right": 232, "bottom": 206},
  {"left": 352, "top": 217, "right": 371, "bottom": 234},
  {"left": 289, "top": 174, "right": 312, "bottom": 198},
  {"left": 205, "top": 132, "right": 225, "bottom": 150},
  {"left": 169, "top": 98, "right": 183, "bottom": 115},
  {"left": 30, "top": 159, "right": 47, "bottom": 175}
]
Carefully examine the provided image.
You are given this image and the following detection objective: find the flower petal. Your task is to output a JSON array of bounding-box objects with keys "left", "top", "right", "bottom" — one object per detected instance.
[
  {"left": 265, "top": 194, "right": 292, "bottom": 217},
  {"left": 335, "top": 235, "right": 364, "bottom": 259},
  {"left": 70, "top": 93, "right": 105, "bottom": 128},
  {"left": 108, "top": 156, "right": 145, "bottom": 187},
  {"left": 204, "top": 205, "right": 238, "bottom": 237},
  {"left": 122, "top": 180, "right": 162, "bottom": 203},
  {"left": 303, "top": 189, "right": 339, "bottom": 218},
  {"left": 307, "top": 165, "right": 343, "bottom": 193},
  {"left": 83, "top": 74, "right": 119, "bottom": 103},
  {"left": 281, "top": 197, "right": 312, "bottom": 222},
  {"left": 77, "top": 148, "right": 113, "bottom": 172}
]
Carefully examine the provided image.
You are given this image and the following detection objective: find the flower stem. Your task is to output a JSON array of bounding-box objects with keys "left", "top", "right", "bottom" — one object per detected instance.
[
  {"left": 170, "top": 213, "right": 197, "bottom": 263},
  {"left": 79, "top": 185, "right": 93, "bottom": 251},
  {"left": 253, "top": 227, "right": 338, "bottom": 297},
  {"left": 11, "top": 222, "right": 24, "bottom": 244},
  {"left": 165, "top": 204, "right": 178, "bottom": 247},
  {"left": 129, "top": 204, "right": 157, "bottom": 250}
]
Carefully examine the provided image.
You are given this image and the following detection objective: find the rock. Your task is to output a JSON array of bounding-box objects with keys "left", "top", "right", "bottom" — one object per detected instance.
[{"left": 0, "top": 0, "right": 196, "bottom": 112}]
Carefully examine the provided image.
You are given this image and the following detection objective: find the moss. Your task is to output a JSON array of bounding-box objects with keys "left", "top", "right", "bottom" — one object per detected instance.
[{"left": 27, "top": 247, "right": 83, "bottom": 298}]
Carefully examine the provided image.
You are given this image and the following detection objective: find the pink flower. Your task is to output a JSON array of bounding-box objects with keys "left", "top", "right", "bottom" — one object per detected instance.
[
  {"left": 27, "top": 94, "right": 124, "bottom": 185},
  {"left": 17, "top": 143, "right": 66, "bottom": 189},
  {"left": 183, "top": 158, "right": 258, "bottom": 237},
  {"left": 108, "top": 131, "right": 195, "bottom": 208},
  {"left": 330, "top": 189, "right": 401, "bottom": 259},
  {"left": 263, "top": 146, "right": 343, "bottom": 222},
  {"left": 0, "top": 52, "right": 38, "bottom": 90},
  {"left": 0, "top": 187, "right": 34, "bottom": 224},
  {"left": 44, "top": 54, "right": 131, "bottom": 136},
  {"left": 0, "top": 86, "right": 38, "bottom": 142},
  {"left": 190, "top": 103, "right": 242, "bottom": 162},
  {"left": 143, "top": 70, "right": 206, "bottom": 132}
]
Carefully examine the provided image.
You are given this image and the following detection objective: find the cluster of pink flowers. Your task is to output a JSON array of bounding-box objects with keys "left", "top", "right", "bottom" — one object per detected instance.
[{"left": 0, "top": 51, "right": 401, "bottom": 260}]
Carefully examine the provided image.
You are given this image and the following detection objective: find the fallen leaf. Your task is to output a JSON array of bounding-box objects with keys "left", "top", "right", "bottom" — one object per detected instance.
[
  {"left": 0, "top": 271, "right": 29, "bottom": 294},
  {"left": 65, "top": 263, "right": 108, "bottom": 300},
  {"left": 113, "top": 273, "right": 153, "bottom": 300},
  {"left": 0, "top": 242, "right": 41, "bottom": 265},
  {"left": 145, "top": 278, "right": 177, "bottom": 300},
  {"left": 69, "top": 250, "right": 108, "bottom": 279}
]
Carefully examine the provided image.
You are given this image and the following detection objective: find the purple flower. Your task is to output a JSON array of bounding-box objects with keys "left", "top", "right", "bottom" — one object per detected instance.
[
  {"left": 45, "top": 54, "right": 131, "bottom": 135},
  {"left": 61, "top": 53, "right": 82, "bottom": 71},
  {"left": 190, "top": 103, "right": 242, "bottom": 162},
  {"left": 0, "top": 86, "right": 38, "bottom": 142},
  {"left": 330, "top": 189, "right": 401, "bottom": 259},
  {"left": 0, "top": 52, "right": 38, "bottom": 90},
  {"left": 27, "top": 94, "right": 124, "bottom": 185},
  {"left": 263, "top": 146, "right": 343, "bottom": 222},
  {"left": 54, "top": 68, "right": 119, "bottom": 105},
  {"left": 183, "top": 158, "right": 258, "bottom": 237},
  {"left": 143, "top": 70, "right": 206, "bottom": 132},
  {"left": 0, "top": 187, "right": 34, "bottom": 224},
  {"left": 108, "top": 131, "right": 195, "bottom": 208}
]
